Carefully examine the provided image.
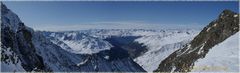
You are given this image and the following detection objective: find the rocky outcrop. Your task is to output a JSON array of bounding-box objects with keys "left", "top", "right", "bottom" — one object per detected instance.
[
  {"left": 155, "top": 10, "right": 239, "bottom": 72},
  {"left": 1, "top": 2, "right": 48, "bottom": 71}
]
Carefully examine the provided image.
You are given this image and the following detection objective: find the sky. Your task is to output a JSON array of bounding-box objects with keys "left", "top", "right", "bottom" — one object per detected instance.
[{"left": 3, "top": 1, "right": 239, "bottom": 31}]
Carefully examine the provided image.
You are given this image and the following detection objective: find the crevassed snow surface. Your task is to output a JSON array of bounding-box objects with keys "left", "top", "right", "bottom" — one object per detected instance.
[
  {"left": 134, "top": 30, "right": 199, "bottom": 72},
  {"left": 192, "top": 32, "right": 239, "bottom": 72}
]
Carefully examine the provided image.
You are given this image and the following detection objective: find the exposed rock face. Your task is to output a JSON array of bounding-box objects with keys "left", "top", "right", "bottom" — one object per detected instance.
[
  {"left": 1, "top": 2, "right": 48, "bottom": 71},
  {"left": 155, "top": 10, "right": 239, "bottom": 72}
]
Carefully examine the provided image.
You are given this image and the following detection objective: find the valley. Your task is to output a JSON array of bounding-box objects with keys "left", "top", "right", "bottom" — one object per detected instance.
[{"left": 1, "top": 1, "right": 239, "bottom": 72}]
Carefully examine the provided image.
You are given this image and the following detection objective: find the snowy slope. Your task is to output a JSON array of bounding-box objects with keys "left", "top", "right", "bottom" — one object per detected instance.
[
  {"left": 44, "top": 32, "right": 112, "bottom": 54},
  {"left": 191, "top": 32, "right": 239, "bottom": 72},
  {"left": 134, "top": 30, "right": 199, "bottom": 72},
  {"left": 1, "top": 44, "right": 25, "bottom": 72}
]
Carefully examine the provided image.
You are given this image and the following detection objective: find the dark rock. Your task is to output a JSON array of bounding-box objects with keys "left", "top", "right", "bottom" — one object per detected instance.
[
  {"left": 154, "top": 10, "right": 239, "bottom": 72},
  {"left": 1, "top": 3, "right": 49, "bottom": 72}
]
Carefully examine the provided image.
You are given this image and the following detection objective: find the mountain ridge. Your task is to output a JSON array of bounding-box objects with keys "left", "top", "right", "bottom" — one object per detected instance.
[
  {"left": 1, "top": 2, "right": 146, "bottom": 72},
  {"left": 154, "top": 9, "right": 239, "bottom": 72},
  {"left": 1, "top": 2, "right": 238, "bottom": 72}
]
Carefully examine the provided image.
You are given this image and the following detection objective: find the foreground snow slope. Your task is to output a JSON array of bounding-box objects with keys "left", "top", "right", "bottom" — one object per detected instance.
[
  {"left": 192, "top": 32, "right": 239, "bottom": 72},
  {"left": 134, "top": 30, "right": 199, "bottom": 71}
]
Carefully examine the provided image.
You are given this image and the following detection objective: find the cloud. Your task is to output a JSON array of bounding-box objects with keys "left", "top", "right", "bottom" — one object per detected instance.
[{"left": 31, "top": 21, "right": 204, "bottom": 31}]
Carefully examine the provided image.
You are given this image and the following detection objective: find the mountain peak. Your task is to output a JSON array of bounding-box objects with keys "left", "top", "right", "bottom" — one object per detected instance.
[
  {"left": 222, "top": 9, "right": 235, "bottom": 14},
  {"left": 1, "top": 2, "right": 9, "bottom": 15},
  {"left": 1, "top": 2, "right": 25, "bottom": 33},
  {"left": 155, "top": 9, "right": 239, "bottom": 72},
  {"left": 219, "top": 9, "right": 237, "bottom": 18}
]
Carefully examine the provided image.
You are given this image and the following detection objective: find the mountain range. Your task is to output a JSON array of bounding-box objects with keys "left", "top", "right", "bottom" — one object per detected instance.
[{"left": 1, "top": 2, "right": 239, "bottom": 72}]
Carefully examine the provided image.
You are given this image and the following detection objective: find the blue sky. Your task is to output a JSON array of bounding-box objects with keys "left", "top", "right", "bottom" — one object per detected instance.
[{"left": 3, "top": 1, "right": 239, "bottom": 31}]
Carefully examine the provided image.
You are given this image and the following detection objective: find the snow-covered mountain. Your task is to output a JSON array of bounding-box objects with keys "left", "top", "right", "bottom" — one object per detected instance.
[
  {"left": 2, "top": 2, "right": 237, "bottom": 72},
  {"left": 43, "top": 31, "right": 112, "bottom": 54},
  {"left": 0, "top": 4, "right": 200, "bottom": 71},
  {"left": 155, "top": 10, "right": 239, "bottom": 72},
  {"left": 43, "top": 29, "right": 200, "bottom": 72},
  {"left": 1, "top": 3, "right": 145, "bottom": 72},
  {"left": 134, "top": 30, "right": 199, "bottom": 71}
]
